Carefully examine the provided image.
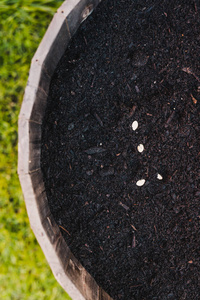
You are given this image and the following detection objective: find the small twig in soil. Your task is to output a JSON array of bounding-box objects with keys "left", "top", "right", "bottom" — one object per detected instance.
[
  {"left": 84, "top": 36, "right": 87, "bottom": 45},
  {"left": 131, "top": 224, "right": 137, "bottom": 231},
  {"left": 59, "top": 225, "right": 71, "bottom": 236},
  {"left": 94, "top": 111, "right": 104, "bottom": 127},
  {"left": 132, "top": 234, "right": 136, "bottom": 248},
  {"left": 169, "top": 170, "right": 178, "bottom": 181},
  {"left": 126, "top": 83, "right": 132, "bottom": 92},
  {"left": 119, "top": 201, "right": 129, "bottom": 211},
  {"left": 128, "top": 105, "right": 137, "bottom": 118},
  {"left": 84, "top": 147, "right": 106, "bottom": 154},
  {"left": 100, "top": 246, "right": 104, "bottom": 252},
  {"left": 182, "top": 67, "right": 200, "bottom": 82},
  {"left": 91, "top": 75, "right": 96, "bottom": 88},
  {"left": 91, "top": 108, "right": 104, "bottom": 127},
  {"left": 100, "top": 167, "right": 114, "bottom": 177},
  {"left": 85, "top": 243, "right": 93, "bottom": 253},
  {"left": 165, "top": 110, "right": 176, "bottom": 127},
  {"left": 194, "top": 0, "right": 198, "bottom": 12},
  {"left": 135, "top": 85, "right": 140, "bottom": 93}
]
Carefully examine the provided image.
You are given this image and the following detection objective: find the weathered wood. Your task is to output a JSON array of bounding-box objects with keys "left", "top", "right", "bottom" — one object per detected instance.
[
  {"left": 18, "top": 0, "right": 113, "bottom": 299},
  {"left": 66, "top": 0, "right": 95, "bottom": 36},
  {"left": 99, "top": 288, "right": 113, "bottom": 300}
]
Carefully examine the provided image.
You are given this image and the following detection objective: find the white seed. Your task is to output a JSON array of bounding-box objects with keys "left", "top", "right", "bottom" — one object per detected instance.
[
  {"left": 136, "top": 179, "right": 145, "bottom": 186},
  {"left": 157, "top": 173, "right": 163, "bottom": 180},
  {"left": 137, "top": 144, "right": 144, "bottom": 153},
  {"left": 132, "top": 120, "right": 138, "bottom": 131}
]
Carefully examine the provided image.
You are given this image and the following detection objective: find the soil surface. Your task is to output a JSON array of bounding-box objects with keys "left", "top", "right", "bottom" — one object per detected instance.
[{"left": 41, "top": 1, "right": 200, "bottom": 299}]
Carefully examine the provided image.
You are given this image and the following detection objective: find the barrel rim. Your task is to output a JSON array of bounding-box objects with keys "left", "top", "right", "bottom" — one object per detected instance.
[{"left": 18, "top": 1, "right": 112, "bottom": 299}]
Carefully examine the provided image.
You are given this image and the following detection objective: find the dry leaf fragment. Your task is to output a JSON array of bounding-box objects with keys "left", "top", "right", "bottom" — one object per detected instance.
[{"left": 191, "top": 93, "right": 197, "bottom": 105}]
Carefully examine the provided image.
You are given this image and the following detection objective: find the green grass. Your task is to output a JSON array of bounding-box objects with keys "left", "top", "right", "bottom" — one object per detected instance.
[{"left": 0, "top": 1, "right": 71, "bottom": 299}]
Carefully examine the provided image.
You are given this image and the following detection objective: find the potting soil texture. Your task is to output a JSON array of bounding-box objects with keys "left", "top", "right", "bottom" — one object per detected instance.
[{"left": 41, "top": 1, "right": 200, "bottom": 299}]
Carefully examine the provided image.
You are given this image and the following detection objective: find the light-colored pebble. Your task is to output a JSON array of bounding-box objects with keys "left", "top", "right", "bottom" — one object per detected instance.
[
  {"left": 136, "top": 179, "right": 145, "bottom": 186},
  {"left": 137, "top": 144, "right": 144, "bottom": 153},
  {"left": 132, "top": 120, "right": 138, "bottom": 131},
  {"left": 86, "top": 170, "right": 93, "bottom": 176},
  {"left": 157, "top": 173, "right": 163, "bottom": 180},
  {"left": 68, "top": 123, "right": 74, "bottom": 130}
]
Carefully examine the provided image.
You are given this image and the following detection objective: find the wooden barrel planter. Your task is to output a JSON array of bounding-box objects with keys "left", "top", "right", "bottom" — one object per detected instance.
[
  {"left": 19, "top": 0, "right": 200, "bottom": 299},
  {"left": 18, "top": 1, "right": 112, "bottom": 299}
]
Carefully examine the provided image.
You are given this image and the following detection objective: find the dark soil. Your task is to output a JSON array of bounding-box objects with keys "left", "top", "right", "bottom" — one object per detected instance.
[{"left": 41, "top": 0, "right": 200, "bottom": 299}]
